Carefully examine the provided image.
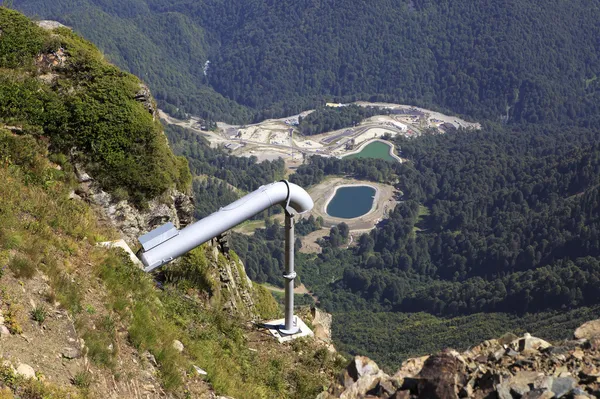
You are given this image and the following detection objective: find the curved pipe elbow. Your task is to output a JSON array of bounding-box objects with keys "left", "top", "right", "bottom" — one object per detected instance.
[{"left": 286, "top": 182, "right": 314, "bottom": 214}]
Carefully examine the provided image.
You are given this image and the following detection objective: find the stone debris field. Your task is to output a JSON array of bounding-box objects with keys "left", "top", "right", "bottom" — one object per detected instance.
[{"left": 321, "top": 320, "right": 600, "bottom": 398}]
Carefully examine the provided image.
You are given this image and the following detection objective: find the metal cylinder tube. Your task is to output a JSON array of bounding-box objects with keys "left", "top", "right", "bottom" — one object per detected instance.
[
  {"left": 139, "top": 181, "right": 313, "bottom": 272},
  {"left": 280, "top": 212, "right": 299, "bottom": 335}
]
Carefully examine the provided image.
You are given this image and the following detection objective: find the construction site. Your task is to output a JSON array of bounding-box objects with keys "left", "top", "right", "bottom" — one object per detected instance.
[{"left": 161, "top": 101, "right": 480, "bottom": 171}]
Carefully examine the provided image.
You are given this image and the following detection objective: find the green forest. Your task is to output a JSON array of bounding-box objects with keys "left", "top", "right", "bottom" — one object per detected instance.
[
  {"left": 298, "top": 105, "right": 386, "bottom": 136},
  {"left": 164, "top": 124, "right": 285, "bottom": 218},
  {"left": 272, "top": 122, "right": 600, "bottom": 370},
  {"left": 165, "top": 118, "right": 600, "bottom": 369},
  {"left": 13, "top": 0, "right": 600, "bottom": 125},
  {"left": 295, "top": 123, "right": 600, "bottom": 309}
]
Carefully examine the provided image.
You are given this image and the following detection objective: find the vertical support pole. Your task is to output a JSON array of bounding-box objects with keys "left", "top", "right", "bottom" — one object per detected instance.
[
  {"left": 289, "top": 128, "right": 294, "bottom": 161},
  {"left": 280, "top": 211, "right": 299, "bottom": 335}
]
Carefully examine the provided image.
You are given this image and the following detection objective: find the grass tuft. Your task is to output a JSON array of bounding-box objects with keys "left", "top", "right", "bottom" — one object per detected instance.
[
  {"left": 71, "top": 371, "right": 93, "bottom": 390},
  {"left": 30, "top": 304, "right": 47, "bottom": 325}
]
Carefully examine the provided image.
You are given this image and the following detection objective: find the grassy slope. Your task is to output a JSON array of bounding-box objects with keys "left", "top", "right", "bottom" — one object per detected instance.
[{"left": 0, "top": 129, "right": 343, "bottom": 397}]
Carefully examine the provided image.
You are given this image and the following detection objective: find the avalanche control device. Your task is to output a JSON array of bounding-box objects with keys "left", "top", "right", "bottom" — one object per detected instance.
[{"left": 137, "top": 180, "right": 314, "bottom": 335}]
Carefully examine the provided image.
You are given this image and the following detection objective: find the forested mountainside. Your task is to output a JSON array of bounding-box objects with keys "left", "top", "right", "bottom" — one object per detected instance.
[
  {"left": 292, "top": 122, "right": 600, "bottom": 368},
  {"left": 157, "top": 112, "right": 600, "bottom": 370},
  {"left": 13, "top": 0, "right": 600, "bottom": 124},
  {"left": 298, "top": 105, "right": 387, "bottom": 136},
  {"left": 204, "top": 119, "right": 600, "bottom": 369}
]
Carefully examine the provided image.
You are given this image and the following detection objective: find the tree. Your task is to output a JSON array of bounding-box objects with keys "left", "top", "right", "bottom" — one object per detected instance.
[{"left": 338, "top": 222, "right": 350, "bottom": 240}]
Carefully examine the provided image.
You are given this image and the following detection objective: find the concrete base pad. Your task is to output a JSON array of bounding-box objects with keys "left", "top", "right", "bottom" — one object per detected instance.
[{"left": 262, "top": 317, "right": 314, "bottom": 343}]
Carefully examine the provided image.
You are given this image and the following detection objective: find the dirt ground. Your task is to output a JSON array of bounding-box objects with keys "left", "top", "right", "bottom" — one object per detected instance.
[
  {"left": 305, "top": 177, "right": 398, "bottom": 231},
  {"left": 261, "top": 283, "right": 311, "bottom": 295},
  {"left": 261, "top": 283, "right": 319, "bottom": 305},
  {"left": 299, "top": 229, "right": 330, "bottom": 254},
  {"left": 353, "top": 101, "right": 481, "bottom": 129}
]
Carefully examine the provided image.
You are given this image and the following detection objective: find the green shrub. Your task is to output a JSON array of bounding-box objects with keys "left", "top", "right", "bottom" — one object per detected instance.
[
  {"left": 84, "top": 328, "right": 115, "bottom": 368},
  {"left": 0, "top": 8, "right": 46, "bottom": 68},
  {"left": 51, "top": 272, "right": 82, "bottom": 314},
  {"left": 175, "top": 155, "right": 193, "bottom": 192},
  {"left": 154, "top": 346, "right": 182, "bottom": 391},
  {"left": 252, "top": 283, "right": 280, "bottom": 320},
  {"left": 0, "top": 9, "right": 193, "bottom": 207},
  {"left": 0, "top": 232, "right": 22, "bottom": 250},
  {"left": 164, "top": 247, "right": 215, "bottom": 294},
  {"left": 0, "top": 362, "right": 83, "bottom": 398},
  {"left": 8, "top": 255, "right": 35, "bottom": 279},
  {"left": 0, "top": 129, "right": 47, "bottom": 172}
]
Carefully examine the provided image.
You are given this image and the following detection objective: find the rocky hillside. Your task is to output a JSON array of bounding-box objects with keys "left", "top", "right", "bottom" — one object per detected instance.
[
  {"left": 324, "top": 320, "right": 600, "bottom": 399},
  {"left": 0, "top": 8, "right": 343, "bottom": 398}
]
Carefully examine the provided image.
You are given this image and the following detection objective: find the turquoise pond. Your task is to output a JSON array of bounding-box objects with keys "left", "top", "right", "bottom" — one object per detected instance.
[
  {"left": 343, "top": 141, "right": 398, "bottom": 162},
  {"left": 326, "top": 186, "right": 376, "bottom": 219}
]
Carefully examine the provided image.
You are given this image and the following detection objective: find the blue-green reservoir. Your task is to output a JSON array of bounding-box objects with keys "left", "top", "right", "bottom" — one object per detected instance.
[
  {"left": 343, "top": 141, "right": 398, "bottom": 163},
  {"left": 326, "top": 186, "right": 376, "bottom": 219}
]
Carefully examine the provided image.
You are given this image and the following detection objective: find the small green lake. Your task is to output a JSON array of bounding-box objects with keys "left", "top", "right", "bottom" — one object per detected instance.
[
  {"left": 343, "top": 141, "right": 398, "bottom": 162},
  {"left": 326, "top": 186, "right": 376, "bottom": 219}
]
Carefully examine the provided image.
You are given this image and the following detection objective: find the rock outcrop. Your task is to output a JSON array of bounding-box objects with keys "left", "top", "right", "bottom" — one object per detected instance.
[
  {"left": 323, "top": 321, "right": 600, "bottom": 398},
  {"left": 134, "top": 83, "right": 159, "bottom": 121},
  {"left": 209, "top": 241, "right": 257, "bottom": 318},
  {"left": 312, "top": 307, "right": 336, "bottom": 352},
  {"left": 36, "top": 20, "right": 69, "bottom": 30},
  {"left": 74, "top": 162, "right": 194, "bottom": 247},
  {"left": 67, "top": 78, "right": 191, "bottom": 247}
]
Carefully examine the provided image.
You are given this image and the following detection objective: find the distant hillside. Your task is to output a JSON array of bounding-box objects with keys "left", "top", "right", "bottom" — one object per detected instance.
[{"left": 13, "top": 0, "right": 600, "bottom": 124}]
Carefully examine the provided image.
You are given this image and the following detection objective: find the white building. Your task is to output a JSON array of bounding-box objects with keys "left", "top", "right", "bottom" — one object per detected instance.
[{"left": 392, "top": 121, "right": 408, "bottom": 132}]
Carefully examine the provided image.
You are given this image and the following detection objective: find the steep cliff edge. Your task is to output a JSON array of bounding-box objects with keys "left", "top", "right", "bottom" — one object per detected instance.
[
  {"left": 75, "top": 161, "right": 194, "bottom": 246},
  {"left": 0, "top": 134, "right": 336, "bottom": 398}
]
